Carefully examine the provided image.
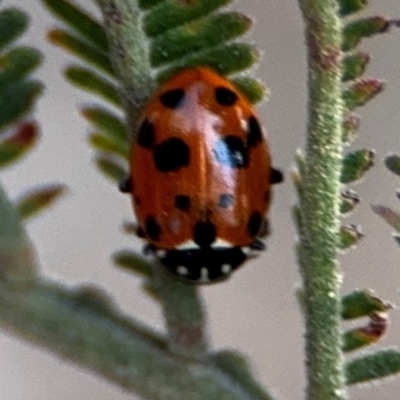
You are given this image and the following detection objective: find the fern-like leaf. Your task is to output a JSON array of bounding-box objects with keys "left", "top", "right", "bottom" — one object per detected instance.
[
  {"left": 332, "top": 4, "right": 389, "bottom": 263},
  {"left": 335, "top": 3, "right": 400, "bottom": 388},
  {"left": 43, "top": 0, "right": 266, "bottom": 190},
  {"left": 0, "top": 8, "right": 42, "bottom": 151},
  {"left": 0, "top": 6, "right": 65, "bottom": 219}
]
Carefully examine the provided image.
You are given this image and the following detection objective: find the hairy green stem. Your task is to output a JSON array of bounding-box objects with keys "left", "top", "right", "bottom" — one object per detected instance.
[
  {"left": 297, "top": 1, "right": 345, "bottom": 399},
  {"left": 95, "top": 0, "right": 156, "bottom": 130},
  {"left": 0, "top": 181, "right": 272, "bottom": 399},
  {"left": 153, "top": 266, "right": 209, "bottom": 359},
  {"left": 0, "top": 278, "right": 273, "bottom": 400}
]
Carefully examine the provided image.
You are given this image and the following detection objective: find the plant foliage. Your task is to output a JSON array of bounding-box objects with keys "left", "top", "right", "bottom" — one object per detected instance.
[
  {"left": 294, "top": 0, "right": 400, "bottom": 390},
  {"left": 336, "top": 0, "right": 400, "bottom": 386},
  {"left": 43, "top": 0, "right": 266, "bottom": 188},
  {"left": 0, "top": 0, "right": 398, "bottom": 399},
  {"left": 0, "top": 7, "right": 64, "bottom": 219}
]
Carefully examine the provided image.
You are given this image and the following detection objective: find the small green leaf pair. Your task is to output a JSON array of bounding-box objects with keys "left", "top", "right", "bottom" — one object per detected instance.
[
  {"left": 341, "top": 290, "right": 400, "bottom": 384},
  {"left": 337, "top": 2, "right": 394, "bottom": 253}
]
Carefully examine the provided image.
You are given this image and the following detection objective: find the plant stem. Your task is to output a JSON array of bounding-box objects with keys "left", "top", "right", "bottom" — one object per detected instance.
[
  {"left": 296, "top": 1, "right": 345, "bottom": 399},
  {"left": 0, "top": 183, "right": 277, "bottom": 400},
  {"left": 95, "top": 0, "right": 209, "bottom": 360},
  {"left": 95, "top": 0, "right": 156, "bottom": 130},
  {"left": 0, "top": 278, "right": 274, "bottom": 400},
  {"left": 153, "top": 266, "right": 209, "bottom": 359}
]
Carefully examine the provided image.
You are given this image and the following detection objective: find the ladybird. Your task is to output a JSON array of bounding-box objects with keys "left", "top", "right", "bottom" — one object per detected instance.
[{"left": 123, "top": 67, "right": 282, "bottom": 283}]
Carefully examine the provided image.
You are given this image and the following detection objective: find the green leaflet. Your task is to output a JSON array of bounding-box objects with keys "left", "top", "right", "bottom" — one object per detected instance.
[
  {"left": 157, "top": 43, "right": 259, "bottom": 84},
  {"left": 89, "top": 132, "right": 129, "bottom": 159},
  {"left": 0, "top": 47, "right": 42, "bottom": 85},
  {"left": 0, "top": 122, "right": 38, "bottom": 168},
  {"left": 343, "top": 79, "right": 384, "bottom": 111},
  {"left": 341, "top": 114, "right": 360, "bottom": 145},
  {"left": 15, "top": 185, "right": 67, "bottom": 220},
  {"left": 0, "top": 8, "right": 28, "bottom": 51},
  {"left": 342, "top": 290, "right": 391, "bottom": 320},
  {"left": 95, "top": 155, "right": 127, "bottom": 183},
  {"left": 150, "top": 12, "right": 251, "bottom": 66},
  {"left": 0, "top": 9, "right": 43, "bottom": 134},
  {"left": 340, "top": 190, "right": 359, "bottom": 215},
  {"left": 143, "top": 0, "right": 232, "bottom": 37},
  {"left": 342, "top": 16, "right": 390, "bottom": 52},
  {"left": 65, "top": 66, "right": 121, "bottom": 107},
  {"left": 48, "top": 29, "right": 113, "bottom": 75},
  {"left": 113, "top": 250, "right": 154, "bottom": 278},
  {"left": 341, "top": 149, "right": 374, "bottom": 184},
  {"left": 232, "top": 76, "right": 267, "bottom": 104},
  {"left": 81, "top": 107, "right": 128, "bottom": 144},
  {"left": 343, "top": 313, "right": 388, "bottom": 353},
  {"left": 346, "top": 350, "right": 400, "bottom": 385},
  {"left": 342, "top": 52, "right": 370, "bottom": 82},
  {"left": 384, "top": 154, "right": 400, "bottom": 177},
  {"left": 139, "top": 0, "right": 164, "bottom": 10},
  {"left": 0, "top": 80, "right": 43, "bottom": 131},
  {"left": 339, "top": 224, "right": 363, "bottom": 250},
  {"left": 338, "top": 0, "right": 367, "bottom": 17},
  {"left": 43, "top": 0, "right": 108, "bottom": 52}
]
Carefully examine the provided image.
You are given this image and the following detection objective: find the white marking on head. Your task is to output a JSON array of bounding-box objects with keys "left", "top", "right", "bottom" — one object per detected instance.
[
  {"left": 200, "top": 267, "right": 209, "bottom": 282},
  {"left": 156, "top": 249, "right": 167, "bottom": 258},
  {"left": 176, "top": 238, "right": 233, "bottom": 251},
  {"left": 211, "top": 238, "right": 233, "bottom": 248},
  {"left": 176, "top": 240, "right": 199, "bottom": 250},
  {"left": 177, "top": 266, "right": 189, "bottom": 276},
  {"left": 221, "top": 264, "right": 232, "bottom": 274}
]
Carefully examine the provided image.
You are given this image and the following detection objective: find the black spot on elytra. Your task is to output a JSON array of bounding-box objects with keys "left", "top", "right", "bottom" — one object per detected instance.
[
  {"left": 159, "top": 88, "right": 185, "bottom": 109},
  {"left": 218, "top": 193, "right": 234, "bottom": 209},
  {"left": 247, "top": 116, "right": 263, "bottom": 147},
  {"left": 153, "top": 137, "right": 190, "bottom": 173},
  {"left": 215, "top": 86, "right": 238, "bottom": 106},
  {"left": 193, "top": 220, "right": 217, "bottom": 248},
  {"left": 247, "top": 211, "right": 262, "bottom": 238},
  {"left": 137, "top": 119, "right": 155, "bottom": 149},
  {"left": 270, "top": 167, "right": 284, "bottom": 184},
  {"left": 213, "top": 135, "right": 249, "bottom": 168},
  {"left": 174, "top": 195, "right": 191, "bottom": 211},
  {"left": 145, "top": 216, "right": 162, "bottom": 241}
]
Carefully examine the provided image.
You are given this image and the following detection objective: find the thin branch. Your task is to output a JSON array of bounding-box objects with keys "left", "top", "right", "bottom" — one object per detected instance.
[
  {"left": 0, "top": 278, "right": 274, "bottom": 400},
  {"left": 0, "top": 183, "right": 277, "bottom": 399},
  {"left": 152, "top": 266, "right": 209, "bottom": 359},
  {"left": 95, "top": 0, "right": 210, "bottom": 361},
  {"left": 95, "top": 0, "right": 156, "bottom": 131},
  {"left": 296, "top": 1, "right": 346, "bottom": 399}
]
